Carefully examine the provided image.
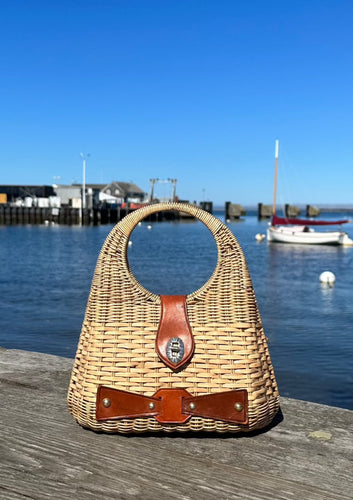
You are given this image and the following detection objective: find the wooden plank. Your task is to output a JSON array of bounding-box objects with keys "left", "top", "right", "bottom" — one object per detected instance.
[{"left": 0, "top": 348, "right": 352, "bottom": 499}]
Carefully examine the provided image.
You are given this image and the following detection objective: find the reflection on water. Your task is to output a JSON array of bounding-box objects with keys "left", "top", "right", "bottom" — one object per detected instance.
[{"left": 0, "top": 214, "right": 352, "bottom": 410}]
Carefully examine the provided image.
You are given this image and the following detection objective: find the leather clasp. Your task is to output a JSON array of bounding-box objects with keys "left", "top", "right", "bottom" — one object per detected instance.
[{"left": 156, "top": 295, "right": 195, "bottom": 371}]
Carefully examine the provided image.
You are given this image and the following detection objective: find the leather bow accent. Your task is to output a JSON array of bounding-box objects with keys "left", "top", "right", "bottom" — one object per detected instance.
[{"left": 96, "top": 386, "right": 248, "bottom": 424}]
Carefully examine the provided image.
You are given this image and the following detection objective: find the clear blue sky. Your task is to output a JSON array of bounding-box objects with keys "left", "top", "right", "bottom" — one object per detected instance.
[{"left": 1, "top": 0, "right": 353, "bottom": 206}]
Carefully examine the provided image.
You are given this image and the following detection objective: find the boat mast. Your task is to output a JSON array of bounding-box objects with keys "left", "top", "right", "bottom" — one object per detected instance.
[{"left": 272, "top": 140, "right": 279, "bottom": 216}]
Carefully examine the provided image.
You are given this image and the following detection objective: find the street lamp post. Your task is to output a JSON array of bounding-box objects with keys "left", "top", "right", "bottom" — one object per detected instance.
[{"left": 80, "top": 153, "right": 90, "bottom": 223}]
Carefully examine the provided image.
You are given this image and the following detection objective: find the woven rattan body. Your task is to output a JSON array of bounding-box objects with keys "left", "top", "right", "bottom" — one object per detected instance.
[{"left": 68, "top": 203, "right": 279, "bottom": 433}]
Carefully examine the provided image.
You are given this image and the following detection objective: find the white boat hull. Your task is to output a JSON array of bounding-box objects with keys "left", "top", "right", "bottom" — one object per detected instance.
[{"left": 267, "top": 226, "right": 353, "bottom": 246}]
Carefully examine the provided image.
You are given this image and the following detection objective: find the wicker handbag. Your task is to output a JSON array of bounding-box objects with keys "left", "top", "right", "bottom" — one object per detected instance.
[{"left": 68, "top": 202, "right": 279, "bottom": 433}]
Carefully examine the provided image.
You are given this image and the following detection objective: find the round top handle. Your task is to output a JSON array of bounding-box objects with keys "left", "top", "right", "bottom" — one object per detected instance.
[
  {"left": 117, "top": 202, "right": 224, "bottom": 239},
  {"left": 95, "top": 202, "right": 251, "bottom": 302}
]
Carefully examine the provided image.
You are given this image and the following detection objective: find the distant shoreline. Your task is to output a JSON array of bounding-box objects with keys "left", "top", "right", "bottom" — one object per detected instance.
[{"left": 213, "top": 204, "right": 353, "bottom": 212}]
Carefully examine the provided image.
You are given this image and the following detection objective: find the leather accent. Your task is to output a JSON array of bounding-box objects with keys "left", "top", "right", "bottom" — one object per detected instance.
[
  {"left": 96, "top": 386, "right": 248, "bottom": 424},
  {"left": 96, "top": 386, "right": 161, "bottom": 421},
  {"left": 153, "top": 389, "right": 191, "bottom": 424},
  {"left": 182, "top": 390, "right": 248, "bottom": 424},
  {"left": 156, "top": 295, "right": 195, "bottom": 371}
]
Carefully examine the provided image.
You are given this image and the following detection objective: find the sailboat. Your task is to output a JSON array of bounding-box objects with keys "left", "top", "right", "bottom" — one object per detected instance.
[{"left": 267, "top": 141, "right": 353, "bottom": 246}]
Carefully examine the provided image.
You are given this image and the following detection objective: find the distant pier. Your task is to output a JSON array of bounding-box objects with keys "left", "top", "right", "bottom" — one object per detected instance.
[
  {"left": 258, "top": 203, "right": 334, "bottom": 219},
  {"left": 225, "top": 202, "right": 246, "bottom": 220},
  {"left": 306, "top": 205, "right": 320, "bottom": 217},
  {"left": 285, "top": 204, "right": 301, "bottom": 217},
  {"left": 1, "top": 202, "right": 352, "bottom": 226},
  {"left": 0, "top": 203, "right": 214, "bottom": 226},
  {"left": 258, "top": 203, "right": 272, "bottom": 219}
]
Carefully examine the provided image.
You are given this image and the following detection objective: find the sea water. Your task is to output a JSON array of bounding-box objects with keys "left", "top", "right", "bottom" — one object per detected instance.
[{"left": 0, "top": 211, "right": 352, "bottom": 410}]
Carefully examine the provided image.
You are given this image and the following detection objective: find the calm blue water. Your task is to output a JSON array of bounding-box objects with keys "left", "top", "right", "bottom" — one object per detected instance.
[{"left": 1, "top": 211, "right": 353, "bottom": 410}]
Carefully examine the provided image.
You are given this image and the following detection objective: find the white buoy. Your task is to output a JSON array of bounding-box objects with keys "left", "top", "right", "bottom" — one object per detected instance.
[
  {"left": 147, "top": 225, "right": 152, "bottom": 230},
  {"left": 128, "top": 240, "right": 133, "bottom": 247},
  {"left": 138, "top": 222, "right": 142, "bottom": 226},
  {"left": 320, "top": 271, "right": 336, "bottom": 285},
  {"left": 255, "top": 233, "right": 266, "bottom": 242}
]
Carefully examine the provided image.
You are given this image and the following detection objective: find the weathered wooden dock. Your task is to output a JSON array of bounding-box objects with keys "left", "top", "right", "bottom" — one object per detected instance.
[{"left": 1, "top": 347, "right": 352, "bottom": 499}]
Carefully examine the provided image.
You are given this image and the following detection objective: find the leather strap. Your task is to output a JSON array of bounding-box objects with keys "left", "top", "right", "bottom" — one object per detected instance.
[
  {"left": 96, "top": 386, "right": 248, "bottom": 424},
  {"left": 155, "top": 295, "right": 195, "bottom": 371}
]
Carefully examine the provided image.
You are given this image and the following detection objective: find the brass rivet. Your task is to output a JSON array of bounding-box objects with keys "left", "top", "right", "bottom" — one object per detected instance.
[
  {"left": 148, "top": 402, "right": 155, "bottom": 410},
  {"left": 103, "top": 398, "right": 111, "bottom": 408},
  {"left": 189, "top": 402, "right": 196, "bottom": 410},
  {"left": 234, "top": 402, "right": 243, "bottom": 412}
]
